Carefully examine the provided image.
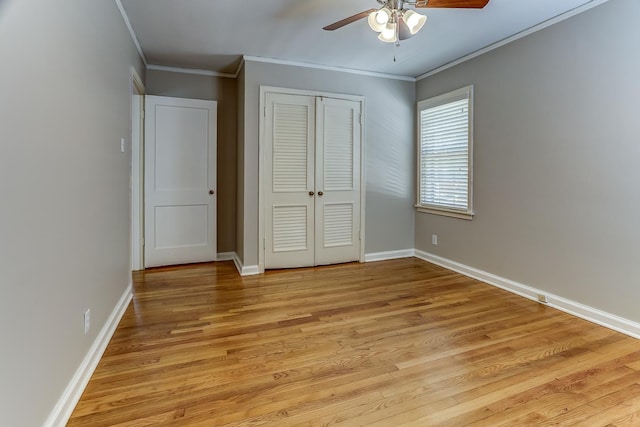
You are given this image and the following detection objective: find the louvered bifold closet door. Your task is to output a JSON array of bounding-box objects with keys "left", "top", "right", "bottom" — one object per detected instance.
[
  {"left": 315, "top": 97, "right": 361, "bottom": 265},
  {"left": 264, "top": 93, "right": 316, "bottom": 268}
]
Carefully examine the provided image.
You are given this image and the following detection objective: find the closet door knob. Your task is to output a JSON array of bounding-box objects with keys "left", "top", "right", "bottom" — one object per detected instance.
[
  {"left": 209, "top": 190, "right": 215, "bottom": 195},
  {"left": 318, "top": 191, "right": 324, "bottom": 196},
  {"left": 309, "top": 191, "right": 315, "bottom": 196}
]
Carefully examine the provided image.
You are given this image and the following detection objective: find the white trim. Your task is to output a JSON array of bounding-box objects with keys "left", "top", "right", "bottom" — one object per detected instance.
[
  {"left": 45, "top": 284, "right": 133, "bottom": 427},
  {"left": 414, "top": 250, "right": 640, "bottom": 340},
  {"left": 243, "top": 55, "right": 416, "bottom": 83},
  {"left": 145, "top": 54, "right": 417, "bottom": 82},
  {"left": 114, "top": 0, "right": 147, "bottom": 65},
  {"left": 359, "top": 100, "right": 367, "bottom": 264},
  {"left": 241, "top": 265, "right": 261, "bottom": 276},
  {"left": 234, "top": 57, "right": 246, "bottom": 78},
  {"left": 260, "top": 86, "right": 366, "bottom": 103},
  {"left": 216, "top": 252, "right": 235, "bottom": 261},
  {"left": 416, "top": 0, "right": 611, "bottom": 81},
  {"left": 257, "top": 87, "right": 265, "bottom": 274},
  {"left": 365, "top": 249, "right": 415, "bottom": 263},
  {"left": 130, "top": 66, "right": 145, "bottom": 94},
  {"left": 130, "top": 67, "right": 145, "bottom": 272},
  {"left": 416, "top": 206, "right": 474, "bottom": 220},
  {"left": 146, "top": 64, "right": 236, "bottom": 79},
  {"left": 258, "top": 86, "right": 366, "bottom": 272},
  {"left": 232, "top": 253, "right": 261, "bottom": 276}
]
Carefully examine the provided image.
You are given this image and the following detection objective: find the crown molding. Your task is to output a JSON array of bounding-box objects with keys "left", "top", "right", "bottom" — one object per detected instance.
[
  {"left": 417, "top": 0, "right": 610, "bottom": 81},
  {"left": 146, "top": 64, "right": 237, "bottom": 79},
  {"left": 114, "top": 0, "right": 147, "bottom": 66},
  {"left": 243, "top": 55, "right": 416, "bottom": 83},
  {"left": 146, "top": 57, "right": 414, "bottom": 83},
  {"left": 235, "top": 57, "right": 245, "bottom": 78}
]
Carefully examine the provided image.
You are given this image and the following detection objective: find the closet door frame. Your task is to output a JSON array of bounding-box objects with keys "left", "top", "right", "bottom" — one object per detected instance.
[{"left": 258, "top": 86, "right": 366, "bottom": 273}]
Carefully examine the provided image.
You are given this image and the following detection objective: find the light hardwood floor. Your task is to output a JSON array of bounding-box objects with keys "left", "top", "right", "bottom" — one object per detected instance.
[{"left": 68, "top": 258, "right": 640, "bottom": 426}]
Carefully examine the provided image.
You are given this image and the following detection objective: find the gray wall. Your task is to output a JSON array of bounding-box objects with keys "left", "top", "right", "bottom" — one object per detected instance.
[
  {"left": 146, "top": 69, "right": 238, "bottom": 253},
  {"left": 0, "top": 0, "right": 144, "bottom": 425},
  {"left": 415, "top": 0, "right": 640, "bottom": 322},
  {"left": 239, "top": 60, "right": 416, "bottom": 267}
]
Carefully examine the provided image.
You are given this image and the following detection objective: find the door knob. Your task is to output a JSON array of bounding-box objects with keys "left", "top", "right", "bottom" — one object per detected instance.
[
  {"left": 309, "top": 191, "right": 315, "bottom": 196},
  {"left": 318, "top": 191, "right": 324, "bottom": 196},
  {"left": 209, "top": 190, "right": 215, "bottom": 195}
]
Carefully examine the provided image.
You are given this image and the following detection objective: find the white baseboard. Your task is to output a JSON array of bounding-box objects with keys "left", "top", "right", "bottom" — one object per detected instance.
[
  {"left": 414, "top": 250, "right": 640, "bottom": 339},
  {"left": 232, "top": 252, "right": 261, "bottom": 276},
  {"left": 365, "top": 249, "right": 415, "bottom": 262},
  {"left": 44, "top": 283, "right": 133, "bottom": 427},
  {"left": 241, "top": 265, "right": 261, "bottom": 276},
  {"left": 216, "top": 252, "right": 235, "bottom": 261}
]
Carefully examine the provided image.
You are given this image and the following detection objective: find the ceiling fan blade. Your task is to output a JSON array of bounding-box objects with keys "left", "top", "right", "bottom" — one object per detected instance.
[
  {"left": 323, "top": 9, "right": 377, "bottom": 31},
  {"left": 415, "top": 0, "right": 490, "bottom": 8}
]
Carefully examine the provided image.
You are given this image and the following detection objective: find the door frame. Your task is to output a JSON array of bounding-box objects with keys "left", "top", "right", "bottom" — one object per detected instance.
[
  {"left": 258, "top": 86, "right": 367, "bottom": 273},
  {"left": 130, "top": 66, "right": 145, "bottom": 271}
]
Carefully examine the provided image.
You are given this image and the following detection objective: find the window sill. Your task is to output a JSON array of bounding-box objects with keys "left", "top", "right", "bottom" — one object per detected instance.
[{"left": 415, "top": 205, "right": 474, "bottom": 221}]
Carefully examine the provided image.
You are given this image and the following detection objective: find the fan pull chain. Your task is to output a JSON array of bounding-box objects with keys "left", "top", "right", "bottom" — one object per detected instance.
[{"left": 394, "top": 38, "right": 400, "bottom": 62}]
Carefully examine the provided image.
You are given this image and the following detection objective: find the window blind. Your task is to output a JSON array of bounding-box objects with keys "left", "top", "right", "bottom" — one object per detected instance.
[{"left": 419, "top": 96, "right": 470, "bottom": 211}]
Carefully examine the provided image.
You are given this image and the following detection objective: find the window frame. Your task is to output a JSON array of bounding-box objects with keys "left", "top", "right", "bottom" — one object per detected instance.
[{"left": 416, "top": 85, "right": 474, "bottom": 220}]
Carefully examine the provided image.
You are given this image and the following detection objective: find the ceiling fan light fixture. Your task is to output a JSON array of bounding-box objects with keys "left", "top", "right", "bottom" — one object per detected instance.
[
  {"left": 397, "top": 18, "right": 413, "bottom": 41},
  {"left": 378, "top": 21, "right": 397, "bottom": 43},
  {"left": 403, "top": 10, "right": 427, "bottom": 35},
  {"left": 368, "top": 7, "right": 391, "bottom": 32}
]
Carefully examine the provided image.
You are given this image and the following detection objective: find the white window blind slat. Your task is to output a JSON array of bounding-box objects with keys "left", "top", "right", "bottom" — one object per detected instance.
[{"left": 417, "top": 86, "right": 473, "bottom": 217}]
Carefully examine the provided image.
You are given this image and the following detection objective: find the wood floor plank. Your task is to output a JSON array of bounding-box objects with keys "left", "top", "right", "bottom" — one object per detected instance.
[
  {"left": 477, "top": 367, "right": 640, "bottom": 426},
  {"left": 68, "top": 258, "right": 640, "bottom": 426}
]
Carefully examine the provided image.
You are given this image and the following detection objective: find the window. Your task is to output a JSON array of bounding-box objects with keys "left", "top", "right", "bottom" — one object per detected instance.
[{"left": 416, "top": 85, "right": 474, "bottom": 220}]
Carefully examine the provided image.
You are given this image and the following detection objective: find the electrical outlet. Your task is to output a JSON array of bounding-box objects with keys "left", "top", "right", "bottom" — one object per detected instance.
[
  {"left": 432, "top": 234, "right": 438, "bottom": 245},
  {"left": 84, "top": 309, "right": 91, "bottom": 334},
  {"left": 537, "top": 294, "right": 548, "bottom": 304}
]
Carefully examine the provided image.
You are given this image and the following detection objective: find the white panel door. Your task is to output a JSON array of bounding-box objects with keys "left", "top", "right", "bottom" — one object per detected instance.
[
  {"left": 315, "top": 98, "right": 361, "bottom": 265},
  {"left": 264, "top": 93, "right": 316, "bottom": 268},
  {"left": 144, "top": 96, "right": 217, "bottom": 268}
]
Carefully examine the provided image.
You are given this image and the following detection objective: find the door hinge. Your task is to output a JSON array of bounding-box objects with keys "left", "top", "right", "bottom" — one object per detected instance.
[
  {"left": 141, "top": 237, "right": 145, "bottom": 246},
  {"left": 264, "top": 106, "right": 267, "bottom": 117},
  {"left": 263, "top": 238, "right": 266, "bottom": 249}
]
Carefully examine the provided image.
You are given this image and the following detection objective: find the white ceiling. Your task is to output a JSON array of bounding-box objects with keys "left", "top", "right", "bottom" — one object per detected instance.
[{"left": 120, "top": 0, "right": 601, "bottom": 78}]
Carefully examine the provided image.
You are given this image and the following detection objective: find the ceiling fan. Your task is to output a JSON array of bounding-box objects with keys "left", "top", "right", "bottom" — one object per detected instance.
[{"left": 323, "top": 0, "right": 490, "bottom": 44}]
